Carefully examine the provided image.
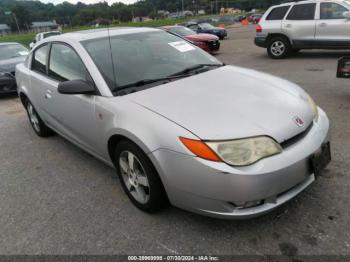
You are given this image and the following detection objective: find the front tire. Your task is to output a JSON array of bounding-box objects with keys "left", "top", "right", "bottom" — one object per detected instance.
[
  {"left": 25, "top": 99, "right": 54, "bottom": 137},
  {"left": 267, "top": 37, "right": 291, "bottom": 59},
  {"left": 114, "top": 140, "right": 168, "bottom": 213}
]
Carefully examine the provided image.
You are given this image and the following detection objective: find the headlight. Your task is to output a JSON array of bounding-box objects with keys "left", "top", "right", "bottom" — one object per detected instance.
[
  {"left": 307, "top": 94, "right": 319, "bottom": 121},
  {"left": 206, "top": 136, "right": 282, "bottom": 166},
  {"left": 0, "top": 72, "right": 6, "bottom": 77}
]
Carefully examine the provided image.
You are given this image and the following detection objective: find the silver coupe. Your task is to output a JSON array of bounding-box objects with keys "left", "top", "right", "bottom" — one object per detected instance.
[{"left": 16, "top": 28, "right": 331, "bottom": 219}]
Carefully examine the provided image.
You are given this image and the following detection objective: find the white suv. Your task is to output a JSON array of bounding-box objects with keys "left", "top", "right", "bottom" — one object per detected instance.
[{"left": 255, "top": 0, "right": 350, "bottom": 59}]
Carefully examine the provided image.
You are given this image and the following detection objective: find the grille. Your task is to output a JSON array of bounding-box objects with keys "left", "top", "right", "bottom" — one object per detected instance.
[
  {"left": 281, "top": 122, "right": 314, "bottom": 149},
  {"left": 208, "top": 40, "right": 220, "bottom": 51}
]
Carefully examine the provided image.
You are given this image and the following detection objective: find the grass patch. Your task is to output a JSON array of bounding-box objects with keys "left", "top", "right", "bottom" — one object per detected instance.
[{"left": 0, "top": 16, "right": 214, "bottom": 47}]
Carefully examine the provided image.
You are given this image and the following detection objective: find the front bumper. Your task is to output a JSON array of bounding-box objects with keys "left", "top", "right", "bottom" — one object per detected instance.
[
  {"left": 0, "top": 75, "right": 16, "bottom": 94},
  {"left": 150, "top": 108, "right": 330, "bottom": 219},
  {"left": 255, "top": 36, "right": 268, "bottom": 48}
]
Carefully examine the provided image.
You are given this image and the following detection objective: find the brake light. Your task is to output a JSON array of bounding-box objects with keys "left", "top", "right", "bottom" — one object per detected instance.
[{"left": 256, "top": 25, "right": 262, "bottom": 33}]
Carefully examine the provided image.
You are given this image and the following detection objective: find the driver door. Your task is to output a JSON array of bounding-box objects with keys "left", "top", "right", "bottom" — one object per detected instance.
[
  {"left": 44, "top": 43, "right": 99, "bottom": 154},
  {"left": 316, "top": 2, "right": 350, "bottom": 43}
]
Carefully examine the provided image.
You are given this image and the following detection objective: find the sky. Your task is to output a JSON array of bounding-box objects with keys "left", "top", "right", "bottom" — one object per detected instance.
[{"left": 40, "top": 0, "right": 137, "bottom": 5}]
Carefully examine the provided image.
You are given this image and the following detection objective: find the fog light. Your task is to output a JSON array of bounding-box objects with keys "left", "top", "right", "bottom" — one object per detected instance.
[{"left": 231, "top": 200, "right": 264, "bottom": 209}]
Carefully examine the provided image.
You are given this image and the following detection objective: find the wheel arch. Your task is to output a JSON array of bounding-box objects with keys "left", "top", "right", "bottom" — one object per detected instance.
[
  {"left": 107, "top": 131, "right": 170, "bottom": 201},
  {"left": 267, "top": 33, "right": 293, "bottom": 46},
  {"left": 19, "top": 92, "right": 29, "bottom": 106},
  {"left": 107, "top": 130, "right": 155, "bottom": 168}
]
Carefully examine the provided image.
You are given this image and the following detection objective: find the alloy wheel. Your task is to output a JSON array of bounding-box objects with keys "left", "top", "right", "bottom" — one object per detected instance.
[
  {"left": 270, "top": 41, "right": 286, "bottom": 57},
  {"left": 27, "top": 102, "right": 40, "bottom": 133},
  {"left": 119, "top": 151, "right": 150, "bottom": 204}
]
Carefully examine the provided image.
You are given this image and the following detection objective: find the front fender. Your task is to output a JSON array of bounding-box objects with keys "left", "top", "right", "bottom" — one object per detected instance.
[{"left": 95, "top": 96, "right": 199, "bottom": 163}]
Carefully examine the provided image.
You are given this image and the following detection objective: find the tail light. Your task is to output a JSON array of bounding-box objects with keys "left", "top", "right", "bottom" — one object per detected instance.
[{"left": 256, "top": 25, "right": 262, "bottom": 33}]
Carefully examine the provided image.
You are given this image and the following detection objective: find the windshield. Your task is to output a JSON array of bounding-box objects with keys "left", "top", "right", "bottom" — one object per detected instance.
[
  {"left": 0, "top": 44, "right": 28, "bottom": 60},
  {"left": 82, "top": 31, "right": 221, "bottom": 92},
  {"left": 168, "top": 26, "right": 196, "bottom": 36},
  {"left": 43, "top": 32, "right": 61, "bottom": 39},
  {"left": 200, "top": 23, "right": 215, "bottom": 30}
]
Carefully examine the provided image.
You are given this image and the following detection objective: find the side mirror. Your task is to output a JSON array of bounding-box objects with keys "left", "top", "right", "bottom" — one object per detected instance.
[
  {"left": 33, "top": 39, "right": 36, "bottom": 43},
  {"left": 343, "top": 11, "right": 350, "bottom": 19},
  {"left": 58, "top": 80, "right": 95, "bottom": 95},
  {"left": 337, "top": 57, "right": 350, "bottom": 78}
]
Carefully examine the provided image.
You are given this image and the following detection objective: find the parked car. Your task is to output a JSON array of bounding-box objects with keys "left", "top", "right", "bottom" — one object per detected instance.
[
  {"left": 235, "top": 15, "right": 247, "bottom": 22},
  {"left": 185, "top": 22, "right": 228, "bottom": 40},
  {"left": 255, "top": 0, "right": 350, "bottom": 59},
  {"left": 29, "top": 31, "right": 62, "bottom": 49},
  {"left": 252, "top": 14, "right": 263, "bottom": 24},
  {"left": 16, "top": 28, "right": 330, "bottom": 219},
  {"left": 217, "top": 16, "right": 236, "bottom": 26},
  {"left": 248, "top": 14, "right": 261, "bottom": 23},
  {"left": 162, "top": 26, "right": 220, "bottom": 53},
  {"left": 337, "top": 56, "right": 350, "bottom": 78},
  {"left": 0, "top": 42, "right": 28, "bottom": 95}
]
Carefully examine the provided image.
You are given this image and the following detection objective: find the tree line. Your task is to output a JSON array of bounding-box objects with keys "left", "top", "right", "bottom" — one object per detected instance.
[{"left": 0, "top": 0, "right": 284, "bottom": 30}]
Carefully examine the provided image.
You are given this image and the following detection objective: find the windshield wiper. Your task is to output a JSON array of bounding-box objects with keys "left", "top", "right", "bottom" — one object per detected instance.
[
  {"left": 115, "top": 74, "right": 190, "bottom": 92},
  {"left": 114, "top": 63, "right": 224, "bottom": 94},
  {"left": 170, "top": 63, "right": 224, "bottom": 77}
]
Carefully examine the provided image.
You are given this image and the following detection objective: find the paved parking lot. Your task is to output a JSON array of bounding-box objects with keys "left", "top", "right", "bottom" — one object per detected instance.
[{"left": 1, "top": 25, "right": 350, "bottom": 256}]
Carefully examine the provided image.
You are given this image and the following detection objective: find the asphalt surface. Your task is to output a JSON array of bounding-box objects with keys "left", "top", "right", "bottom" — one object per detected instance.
[{"left": 0, "top": 25, "right": 349, "bottom": 256}]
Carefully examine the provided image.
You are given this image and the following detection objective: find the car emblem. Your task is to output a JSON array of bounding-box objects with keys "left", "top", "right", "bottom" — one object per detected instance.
[{"left": 293, "top": 116, "right": 304, "bottom": 127}]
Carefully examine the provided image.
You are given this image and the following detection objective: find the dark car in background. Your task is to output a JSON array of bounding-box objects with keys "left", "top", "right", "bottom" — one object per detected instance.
[
  {"left": 0, "top": 42, "right": 28, "bottom": 95},
  {"left": 185, "top": 22, "right": 228, "bottom": 40},
  {"left": 162, "top": 26, "right": 220, "bottom": 53}
]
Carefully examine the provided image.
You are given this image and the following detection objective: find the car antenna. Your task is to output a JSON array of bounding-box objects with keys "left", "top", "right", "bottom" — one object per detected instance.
[{"left": 107, "top": 23, "right": 118, "bottom": 92}]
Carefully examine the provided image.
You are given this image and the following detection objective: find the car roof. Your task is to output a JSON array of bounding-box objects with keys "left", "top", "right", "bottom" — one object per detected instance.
[
  {"left": 273, "top": 0, "right": 346, "bottom": 6},
  {"left": 51, "top": 27, "right": 161, "bottom": 43},
  {"left": 161, "top": 25, "right": 183, "bottom": 29},
  {"left": 0, "top": 42, "right": 21, "bottom": 46}
]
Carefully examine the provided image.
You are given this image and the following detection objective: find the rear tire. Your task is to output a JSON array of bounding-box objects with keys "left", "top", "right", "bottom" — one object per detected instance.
[
  {"left": 114, "top": 140, "right": 168, "bottom": 213},
  {"left": 267, "top": 37, "right": 291, "bottom": 59},
  {"left": 24, "top": 99, "right": 54, "bottom": 137}
]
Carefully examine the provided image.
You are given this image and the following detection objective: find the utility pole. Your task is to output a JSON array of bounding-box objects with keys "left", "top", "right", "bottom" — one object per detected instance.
[
  {"left": 182, "top": 0, "right": 184, "bottom": 14},
  {"left": 4, "top": 11, "right": 20, "bottom": 33}
]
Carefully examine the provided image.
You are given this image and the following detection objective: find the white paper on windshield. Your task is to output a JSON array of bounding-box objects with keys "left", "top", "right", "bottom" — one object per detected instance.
[
  {"left": 18, "top": 51, "right": 29, "bottom": 56},
  {"left": 168, "top": 41, "right": 195, "bottom": 52}
]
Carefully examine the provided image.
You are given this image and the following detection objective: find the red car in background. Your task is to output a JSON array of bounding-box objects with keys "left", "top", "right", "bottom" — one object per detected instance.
[
  {"left": 248, "top": 14, "right": 263, "bottom": 24},
  {"left": 161, "top": 26, "right": 220, "bottom": 53}
]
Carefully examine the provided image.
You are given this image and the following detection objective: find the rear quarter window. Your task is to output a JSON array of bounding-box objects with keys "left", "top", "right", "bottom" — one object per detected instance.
[
  {"left": 32, "top": 44, "right": 49, "bottom": 75},
  {"left": 266, "top": 6, "right": 291, "bottom": 20}
]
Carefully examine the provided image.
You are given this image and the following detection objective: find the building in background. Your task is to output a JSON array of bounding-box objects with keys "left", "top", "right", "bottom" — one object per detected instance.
[
  {"left": 0, "top": 24, "right": 11, "bottom": 35},
  {"left": 31, "top": 21, "right": 58, "bottom": 33}
]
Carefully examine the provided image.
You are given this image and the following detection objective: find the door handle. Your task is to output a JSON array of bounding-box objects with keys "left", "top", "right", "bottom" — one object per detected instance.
[
  {"left": 45, "top": 90, "right": 52, "bottom": 99},
  {"left": 285, "top": 24, "right": 292, "bottom": 28},
  {"left": 319, "top": 23, "right": 327, "bottom": 27}
]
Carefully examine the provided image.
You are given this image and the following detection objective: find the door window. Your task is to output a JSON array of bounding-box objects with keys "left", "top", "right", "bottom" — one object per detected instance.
[
  {"left": 32, "top": 44, "right": 49, "bottom": 75},
  {"left": 48, "top": 43, "right": 88, "bottom": 82},
  {"left": 266, "top": 6, "right": 291, "bottom": 20},
  {"left": 320, "top": 3, "right": 348, "bottom": 19},
  {"left": 287, "top": 3, "right": 316, "bottom": 20}
]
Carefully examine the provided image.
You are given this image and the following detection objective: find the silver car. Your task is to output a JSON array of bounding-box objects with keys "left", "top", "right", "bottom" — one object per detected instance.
[
  {"left": 255, "top": 0, "right": 350, "bottom": 59},
  {"left": 16, "top": 28, "right": 331, "bottom": 219}
]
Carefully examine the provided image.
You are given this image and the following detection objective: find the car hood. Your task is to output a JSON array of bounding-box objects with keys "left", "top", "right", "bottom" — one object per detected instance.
[
  {"left": 126, "top": 66, "right": 315, "bottom": 142},
  {"left": 0, "top": 56, "right": 26, "bottom": 72},
  {"left": 186, "top": 34, "right": 219, "bottom": 41}
]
